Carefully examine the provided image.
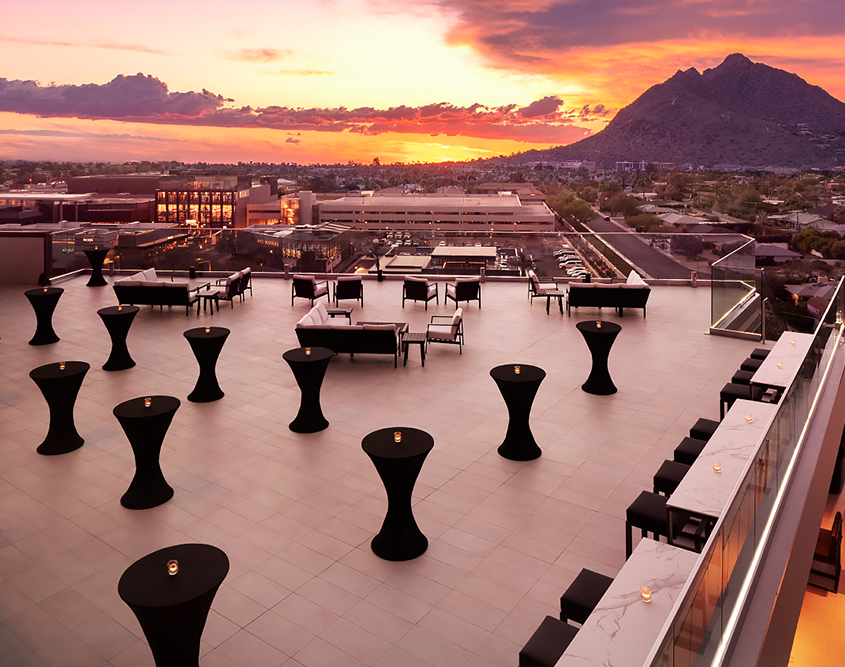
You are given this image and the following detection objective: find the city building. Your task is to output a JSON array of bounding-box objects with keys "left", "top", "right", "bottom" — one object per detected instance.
[
  {"left": 155, "top": 175, "right": 278, "bottom": 228},
  {"left": 317, "top": 191, "right": 555, "bottom": 233}
]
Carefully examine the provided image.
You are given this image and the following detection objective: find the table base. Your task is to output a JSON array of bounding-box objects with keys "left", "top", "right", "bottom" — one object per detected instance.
[
  {"left": 121, "top": 474, "right": 174, "bottom": 510},
  {"left": 372, "top": 527, "right": 428, "bottom": 562},
  {"left": 582, "top": 374, "right": 617, "bottom": 395},
  {"left": 289, "top": 411, "right": 329, "bottom": 433},
  {"left": 38, "top": 432, "right": 84, "bottom": 456},
  {"left": 498, "top": 435, "right": 542, "bottom": 461}
]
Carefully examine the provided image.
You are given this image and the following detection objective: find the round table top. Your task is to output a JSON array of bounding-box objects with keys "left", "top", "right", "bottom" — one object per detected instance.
[
  {"left": 183, "top": 326, "right": 230, "bottom": 341},
  {"left": 118, "top": 543, "right": 229, "bottom": 609},
  {"left": 575, "top": 320, "right": 622, "bottom": 335},
  {"left": 113, "top": 395, "right": 181, "bottom": 420},
  {"left": 490, "top": 364, "right": 546, "bottom": 384},
  {"left": 283, "top": 346, "right": 333, "bottom": 364},
  {"left": 25, "top": 287, "right": 63, "bottom": 298},
  {"left": 98, "top": 305, "right": 140, "bottom": 317},
  {"left": 362, "top": 427, "right": 433, "bottom": 459},
  {"left": 29, "top": 361, "right": 89, "bottom": 381}
]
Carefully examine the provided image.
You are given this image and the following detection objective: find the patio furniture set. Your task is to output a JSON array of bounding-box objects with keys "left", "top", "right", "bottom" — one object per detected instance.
[{"left": 527, "top": 268, "right": 651, "bottom": 316}]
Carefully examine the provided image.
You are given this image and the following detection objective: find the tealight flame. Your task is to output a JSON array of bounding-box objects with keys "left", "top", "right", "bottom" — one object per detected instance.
[
  {"left": 58, "top": 362, "right": 66, "bottom": 371},
  {"left": 791, "top": 340, "right": 796, "bottom": 346},
  {"left": 745, "top": 414, "right": 753, "bottom": 423},
  {"left": 640, "top": 585, "right": 652, "bottom": 603},
  {"left": 596, "top": 321, "right": 602, "bottom": 328},
  {"left": 514, "top": 365, "right": 521, "bottom": 374},
  {"left": 394, "top": 431, "right": 402, "bottom": 443},
  {"left": 167, "top": 560, "right": 179, "bottom": 575},
  {"left": 713, "top": 461, "right": 722, "bottom": 473},
  {"left": 777, "top": 361, "right": 783, "bottom": 369},
  {"left": 144, "top": 397, "right": 152, "bottom": 408},
  {"left": 305, "top": 348, "right": 312, "bottom": 356},
  {"left": 205, "top": 327, "right": 211, "bottom": 334}
]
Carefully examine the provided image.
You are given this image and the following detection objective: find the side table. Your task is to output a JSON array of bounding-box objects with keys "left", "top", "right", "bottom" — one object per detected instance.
[
  {"left": 362, "top": 427, "right": 433, "bottom": 561},
  {"left": 114, "top": 396, "right": 180, "bottom": 509},
  {"left": 84, "top": 248, "right": 109, "bottom": 287},
  {"left": 98, "top": 305, "right": 139, "bottom": 370},
  {"left": 29, "top": 361, "right": 89, "bottom": 455},
  {"left": 403, "top": 332, "right": 426, "bottom": 367},
  {"left": 283, "top": 346, "right": 332, "bottom": 433},
  {"left": 118, "top": 543, "right": 229, "bottom": 667},
  {"left": 576, "top": 321, "right": 621, "bottom": 395},
  {"left": 490, "top": 364, "right": 546, "bottom": 461},
  {"left": 184, "top": 327, "right": 229, "bottom": 402},
  {"left": 25, "top": 287, "right": 63, "bottom": 345}
]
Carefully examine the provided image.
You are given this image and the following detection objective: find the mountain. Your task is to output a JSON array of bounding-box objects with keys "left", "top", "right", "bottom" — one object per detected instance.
[{"left": 526, "top": 54, "right": 845, "bottom": 170}]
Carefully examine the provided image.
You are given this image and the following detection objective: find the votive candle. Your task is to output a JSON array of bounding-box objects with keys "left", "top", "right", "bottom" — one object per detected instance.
[
  {"left": 394, "top": 431, "right": 402, "bottom": 443},
  {"left": 640, "top": 585, "right": 653, "bottom": 603},
  {"left": 167, "top": 560, "right": 179, "bottom": 575},
  {"left": 144, "top": 397, "right": 152, "bottom": 408}
]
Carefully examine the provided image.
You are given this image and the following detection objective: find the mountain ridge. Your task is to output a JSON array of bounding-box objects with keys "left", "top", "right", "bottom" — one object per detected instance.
[{"left": 524, "top": 54, "right": 845, "bottom": 170}]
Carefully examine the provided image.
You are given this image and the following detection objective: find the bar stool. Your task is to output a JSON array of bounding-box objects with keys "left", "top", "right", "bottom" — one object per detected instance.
[
  {"left": 720, "top": 383, "right": 764, "bottom": 419},
  {"left": 731, "top": 369, "right": 755, "bottom": 385},
  {"left": 653, "top": 460, "right": 691, "bottom": 497},
  {"left": 740, "top": 357, "right": 763, "bottom": 372},
  {"left": 625, "top": 490, "right": 688, "bottom": 558},
  {"left": 750, "top": 348, "right": 770, "bottom": 360},
  {"left": 674, "top": 437, "right": 707, "bottom": 465},
  {"left": 559, "top": 569, "right": 613, "bottom": 625},
  {"left": 690, "top": 418, "right": 720, "bottom": 440},
  {"left": 519, "top": 616, "right": 579, "bottom": 667}
]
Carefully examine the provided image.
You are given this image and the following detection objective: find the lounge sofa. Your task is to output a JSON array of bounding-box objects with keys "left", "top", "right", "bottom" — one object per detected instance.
[
  {"left": 295, "top": 303, "right": 402, "bottom": 367},
  {"left": 566, "top": 271, "right": 651, "bottom": 317},
  {"left": 113, "top": 268, "right": 200, "bottom": 315}
]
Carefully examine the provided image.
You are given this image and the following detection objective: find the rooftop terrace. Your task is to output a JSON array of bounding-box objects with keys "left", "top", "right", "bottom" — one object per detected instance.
[{"left": 0, "top": 276, "right": 772, "bottom": 667}]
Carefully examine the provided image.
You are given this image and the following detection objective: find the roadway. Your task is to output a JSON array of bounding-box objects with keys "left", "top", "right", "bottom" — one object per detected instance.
[{"left": 583, "top": 217, "right": 702, "bottom": 280}]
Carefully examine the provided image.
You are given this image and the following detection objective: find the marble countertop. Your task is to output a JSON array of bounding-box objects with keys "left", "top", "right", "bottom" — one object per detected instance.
[
  {"left": 557, "top": 539, "right": 699, "bottom": 667},
  {"left": 667, "top": 399, "right": 778, "bottom": 519},
  {"left": 751, "top": 332, "right": 814, "bottom": 389}
]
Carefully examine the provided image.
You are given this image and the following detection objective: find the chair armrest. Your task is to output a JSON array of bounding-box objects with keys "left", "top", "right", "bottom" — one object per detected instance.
[
  {"left": 429, "top": 315, "right": 453, "bottom": 323},
  {"left": 316, "top": 280, "right": 329, "bottom": 289}
]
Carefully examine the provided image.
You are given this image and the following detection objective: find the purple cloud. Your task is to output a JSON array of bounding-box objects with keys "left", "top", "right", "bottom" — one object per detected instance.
[{"left": 222, "top": 48, "right": 292, "bottom": 63}]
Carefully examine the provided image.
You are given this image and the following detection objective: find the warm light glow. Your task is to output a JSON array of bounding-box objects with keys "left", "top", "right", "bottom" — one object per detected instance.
[
  {"left": 713, "top": 461, "right": 722, "bottom": 473},
  {"left": 58, "top": 362, "right": 66, "bottom": 371},
  {"left": 205, "top": 327, "right": 211, "bottom": 333},
  {"left": 305, "top": 347, "right": 311, "bottom": 356},
  {"left": 144, "top": 397, "right": 152, "bottom": 408},
  {"left": 777, "top": 361, "right": 783, "bottom": 369},
  {"left": 394, "top": 431, "right": 402, "bottom": 443},
  {"left": 791, "top": 340, "right": 797, "bottom": 346},
  {"left": 117, "top": 305, "right": 123, "bottom": 311},
  {"left": 167, "top": 559, "right": 179, "bottom": 575},
  {"left": 640, "top": 585, "right": 652, "bottom": 603},
  {"left": 514, "top": 365, "right": 521, "bottom": 374},
  {"left": 745, "top": 414, "right": 753, "bottom": 423},
  {"left": 596, "top": 321, "right": 602, "bottom": 328}
]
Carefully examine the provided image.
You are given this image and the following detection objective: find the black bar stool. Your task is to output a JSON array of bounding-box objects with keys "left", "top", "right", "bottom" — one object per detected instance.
[
  {"left": 559, "top": 568, "right": 613, "bottom": 625},
  {"left": 519, "top": 616, "right": 579, "bottom": 667},
  {"left": 690, "top": 418, "right": 719, "bottom": 440},
  {"left": 653, "top": 460, "right": 691, "bottom": 496},
  {"left": 720, "top": 383, "right": 764, "bottom": 419},
  {"left": 750, "top": 348, "right": 770, "bottom": 360},
  {"left": 674, "top": 437, "right": 707, "bottom": 465},
  {"left": 740, "top": 357, "right": 763, "bottom": 372}
]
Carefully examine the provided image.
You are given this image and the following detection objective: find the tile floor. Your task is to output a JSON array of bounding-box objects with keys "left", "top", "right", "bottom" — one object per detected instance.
[{"left": 0, "top": 275, "right": 764, "bottom": 667}]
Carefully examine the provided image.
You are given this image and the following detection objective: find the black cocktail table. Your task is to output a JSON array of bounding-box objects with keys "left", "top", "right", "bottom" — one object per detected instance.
[
  {"left": 362, "top": 427, "right": 433, "bottom": 561},
  {"left": 84, "top": 248, "right": 109, "bottom": 287},
  {"left": 114, "top": 396, "right": 180, "bottom": 509},
  {"left": 576, "top": 321, "right": 622, "bottom": 395},
  {"left": 283, "top": 346, "right": 332, "bottom": 433},
  {"left": 25, "top": 287, "right": 63, "bottom": 345},
  {"left": 490, "top": 364, "right": 546, "bottom": 461},
  {"left": 184, "top": 327, "right": 229, "bottom": 402},
  {"left": 98, "top": 305, "right": 139, "bottom": 371},
  {"left": 29, "top": 361, "right": 89, "bottom": 455},
  {"left": 118, "top": 543, "right": 229, "bottom": 667}
]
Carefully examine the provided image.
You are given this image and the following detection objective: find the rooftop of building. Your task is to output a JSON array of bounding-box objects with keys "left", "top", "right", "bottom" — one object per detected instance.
[{"left": 0, "top": 275, "right": 771, "bottom": 667}]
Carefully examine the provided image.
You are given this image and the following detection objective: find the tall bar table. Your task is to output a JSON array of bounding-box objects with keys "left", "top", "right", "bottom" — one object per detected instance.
[
  {"left": 576, "top": 320, "right": 621, "bottom": 395},
  {"left": 114, "top": 396, "right": 180, "bottom": 509},
  {"left": 118, "top": 543, "right": 229, "bottom": 667},
  {"left": 490, "top": 364, "right": 545, "bottom": 461},
  {"left": 84, "top": 247, "right": 109, "bottom": 287},
  {"left": 283, "top": 346, "right": 332, "bottom": 433},
  {"left": 362, "top": 427, "right": 433, "bottom": 561},
  {"left": 184, "top": 327, "right": 229, "bottom": 402},
  {"left": 98, "top": 305, "right": 139, "bottom": 370},
  {"left": 29, "top": 361, "right": 89, "bottom": 455},
  {"left": 25, "top": 287, "right": 63, "bottom": 345}
]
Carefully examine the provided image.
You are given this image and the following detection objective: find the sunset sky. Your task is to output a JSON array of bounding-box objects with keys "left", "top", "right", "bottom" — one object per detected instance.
[{"left": 1, "top": 0, "right": 843, "bottom": 165}]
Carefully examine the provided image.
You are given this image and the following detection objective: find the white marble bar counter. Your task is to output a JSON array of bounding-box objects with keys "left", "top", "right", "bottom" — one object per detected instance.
[
  {"left": 750, "top": 332, "right": 814, "bottom": 391},
  {"left": 556, "top": 539, "right": 698, "bottom": 667},
  {"left": 667, "top": 399, "right": 778, "bottom": 520}
]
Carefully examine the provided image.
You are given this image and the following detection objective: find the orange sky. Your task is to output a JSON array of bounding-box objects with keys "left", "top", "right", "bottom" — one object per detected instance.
[{"left": 1, "top": 0, "right": 843, "bottom": 164}]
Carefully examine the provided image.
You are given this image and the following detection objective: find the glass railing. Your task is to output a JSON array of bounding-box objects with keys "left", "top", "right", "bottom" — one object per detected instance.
[
  {"left": 48, "top": 223, "right": 752, "bottom": 286},
  {"left": 647, "top": 278, "right": 845, "bottom": 667},
  {"left": 709, "top": 237, "right": 760, "bottom": 336}
]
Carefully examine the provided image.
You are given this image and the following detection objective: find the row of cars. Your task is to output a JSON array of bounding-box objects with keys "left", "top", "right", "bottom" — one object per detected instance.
[{"left": 553, "top": 244, "right": 591, "bottom": 279}]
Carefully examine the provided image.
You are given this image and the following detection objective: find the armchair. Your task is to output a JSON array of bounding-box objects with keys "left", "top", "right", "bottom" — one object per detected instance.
[
  {"left": 335, "top": 275, "right": 364, "bottom": 307},
  {"left": 426, "top": 308, "right": 463, "bottom": 354},
  {"left": 211, "top": 272, "right": 242, "bottom": 309},
  {"left": 292, "top": 274, "right": 330, "bottom": 306},
  {"left": 527, "top": 269, "right": 565, "bottom": 314},
  {"left": 811, "top": 511, "right": 842, "bottom": 592},
  {"left": 402, "top": 277, "right": 438, "bottom": 309},
  {"left": 445, "top": 277, "right": 481, "bottom": 309}
]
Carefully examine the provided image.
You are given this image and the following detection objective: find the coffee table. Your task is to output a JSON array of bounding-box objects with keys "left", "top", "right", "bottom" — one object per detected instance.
[
  {"left": 98, "top": 305, "right": 139, "bottom": 370},
  {"left": 114, "top": 396, "right": 180, "bottom": 509},
  {"left": 283, "top": 346, "right": 332, "bottom": 433},
  {"left": 25, "top": 287, "right": 63, "bottom": 345},
  {"left": 362, "top": 426, "right": 433, "bottom": 561},
  {"left": 490, "top": 364, "right": 546, "bottom": 461},
  {"left": 29, "top": 361, "right": 89, "bottom": 455},
  {"left": 118, "top": 543, "right": 229, "bottom": 667}
]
